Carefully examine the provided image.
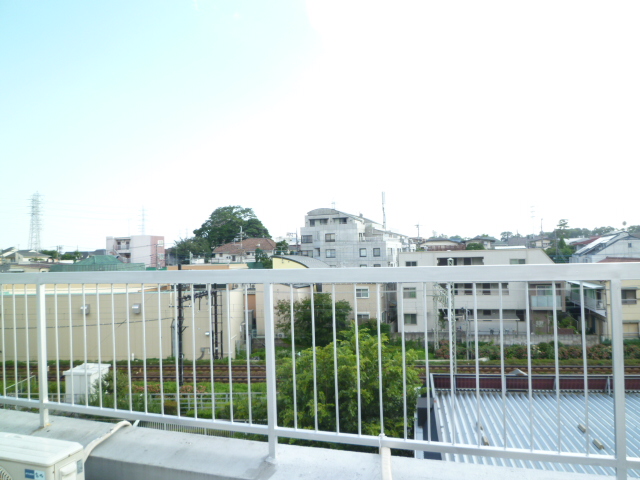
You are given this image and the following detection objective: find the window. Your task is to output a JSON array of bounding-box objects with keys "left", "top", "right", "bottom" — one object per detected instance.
[
  {"left": 405, "top": 261, "right": 417, "bottom": 267},
  {"left": 356, "top": 288, "right": 369, "bottom": 298},
  {"left": 360, "top": 248, "right": 367, "bottom": 257},
  {"left": 334, "top": 217, "right": 347, "bottom": 224},
  {"left": 482, "top": 283, "right": 492, "bottom": 295},
  {"left": 404, "top": 313, "right": 417, "bottom": 324},
  {"left": 536, "top": 285, "right": 552, "bottom": 295},
  {"left": 373, "top": 248, "right": 381, "bottom": 257},
  {"left": 373, "top": 264, "right": 381, "bottom": 267},
  {"left": 510, "top": 259, "right": 525, "bottom": 265},
  {"left": 454, "top": 283, "right": 473, "bottom": 295},
  {"left": 360, "top": 264, "right": 367, "bottom": 268},
  {"left": 314, "top": 248, "right": 320, "bottom": 257},
  {"left": 309, "top": 220, "right": 316, "bottom": 226},
  {"left": 301, "top": 250, "right": 312, "bottom": 257},
  {"left": 325, "top": 233, "right": 336, "bottom": 242},
  {"left": 301, "top": 235, "right": 313, "bottom": 243},
  {"left": 326, "top": 249, "right": 336, "bottom": 258},
  {"left": 319, "top": 218, "right": 328, "bottom": 225},
  {"left": 357, "top": 313, "right": 370, "bottom": 321},
  {"left": 502, "top": 283, "right": 509, "bottom": 295},
  {"left": 622, "top": 289, "right": 637, "bottom": 305},
  {"left": 403, "top": 287, "right": 417, "bottom": 299}
]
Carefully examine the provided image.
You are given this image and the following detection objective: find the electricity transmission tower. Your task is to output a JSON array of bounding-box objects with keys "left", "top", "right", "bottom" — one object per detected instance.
[{"left": 28, "top": 192, "right": 42, "bottom": 252}]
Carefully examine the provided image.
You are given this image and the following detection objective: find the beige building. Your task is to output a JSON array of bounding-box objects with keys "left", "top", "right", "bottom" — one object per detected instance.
[
  {"left": 567, "top": 260, "right": 640, "bottom": 338},
  {"left": 397, "top": 248, "right": 560, "bottom": 334},
  {"left": 0, "top": 284, "right": 247, "bottom": 363}
]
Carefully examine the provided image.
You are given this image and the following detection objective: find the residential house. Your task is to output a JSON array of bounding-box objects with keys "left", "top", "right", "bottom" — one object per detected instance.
[
  {"left": 528, "top": 235, "right": 553, "bottom": 249},
  {"left": 0, "top": 248, "right": 51, "bottom": 264},
  {"left": 210, "top": 238, "right": 277, "bottom": 264},
  {"left": 299, "top": 208, "right": 413, "bottom": 268},
  {"left": 570, "top": 231, "right": 640, "bottom": 263},
  {"left": 419, "top": 238, "right": 465, "bottom": 252},
  {"left": 464, "top": 236, "right": 499, "bottom": 249}
]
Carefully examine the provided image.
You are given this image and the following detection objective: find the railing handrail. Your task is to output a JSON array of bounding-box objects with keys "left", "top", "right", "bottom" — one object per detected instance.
[
  {"left": 3, "top": 262, "right": 640, "bottom": 286},
  {"left": 1, "top": 263, "right": 638, "bottom": 479}
]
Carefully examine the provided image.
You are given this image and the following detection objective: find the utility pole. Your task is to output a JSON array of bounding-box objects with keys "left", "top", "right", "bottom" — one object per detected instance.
[
  {"left": 415, "top": 223, "right": 421, "bottom": 238},
  {"left": 177, "top": 264, "right": 185, "bottom": 386},
  {"left": 448, "top": 258, "right": 457, "bottom": 374}
]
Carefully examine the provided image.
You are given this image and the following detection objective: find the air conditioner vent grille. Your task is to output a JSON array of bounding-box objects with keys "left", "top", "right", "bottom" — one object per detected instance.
[{"left": 0, "top": 465, "right": 12, "bottom": 480}]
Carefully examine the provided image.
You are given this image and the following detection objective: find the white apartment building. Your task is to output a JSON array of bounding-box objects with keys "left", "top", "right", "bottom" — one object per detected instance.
[
  {"left": 397, "top": 248, "right": 561, "bottom": 335},
  {"left": 106, "top": 235, "right": 165, "bottom": 268},
  {"left": 299, "top": 208, "right": 413, "bottom": 268}
]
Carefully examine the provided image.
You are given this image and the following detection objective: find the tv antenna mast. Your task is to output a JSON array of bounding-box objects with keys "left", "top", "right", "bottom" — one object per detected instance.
[
  {"left": 382, "top": 192, "right": 387, "bottom": 230},
  {"left": 28, "top": 192, "right": 42, "bottom": 252}
]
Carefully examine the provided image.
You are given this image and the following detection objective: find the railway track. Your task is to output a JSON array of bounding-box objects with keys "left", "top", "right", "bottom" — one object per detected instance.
[{"left": 5, "top": 364, "right": 639, "bottom": 384}]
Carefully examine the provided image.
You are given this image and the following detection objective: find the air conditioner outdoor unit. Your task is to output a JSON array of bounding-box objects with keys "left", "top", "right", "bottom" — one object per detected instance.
[{"left": 0, "top": 433, "right": 85, "bottom": 480}]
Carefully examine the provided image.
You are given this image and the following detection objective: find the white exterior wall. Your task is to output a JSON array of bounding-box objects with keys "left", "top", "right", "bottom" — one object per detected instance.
[
  {"left": 397, "top": 249, "right": 556, "bottom": 333},
  {"left": 300, "top": 209, "right": 409, "bottom": 268},
  {"left": 574, "top": 236, "right": 640, "bottom": 263},
  {"left": 107, "top": 235, "right": 165, "bottom": 267}
]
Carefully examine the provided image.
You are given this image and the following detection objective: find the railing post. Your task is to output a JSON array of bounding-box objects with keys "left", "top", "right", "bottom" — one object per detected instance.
[
  {"left": 36, "top": 282, "right": 49, "bottom": 427},
  {"left": 263, "top": 283, "right": 278, "bottom": 461},
  {"left": 610, "top": 279, "right": 627, "bottom": 480}
]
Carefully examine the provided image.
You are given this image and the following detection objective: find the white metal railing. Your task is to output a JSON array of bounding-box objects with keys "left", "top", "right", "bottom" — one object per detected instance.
[{"left": 1, "top": 264, "right": 639, "bottom": 478}]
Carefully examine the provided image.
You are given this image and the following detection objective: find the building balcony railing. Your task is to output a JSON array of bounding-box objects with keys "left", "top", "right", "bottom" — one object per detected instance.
[
  {"left": 569, "top": 290, "right": 606, "bottom": 314},
  {"left": 0, "top": 263, "right": 639, "bottom": 479}
]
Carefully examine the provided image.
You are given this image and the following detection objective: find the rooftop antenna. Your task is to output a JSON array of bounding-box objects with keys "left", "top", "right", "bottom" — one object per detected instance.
[
  {"left": 331, "top": 201, "right": 336, "bottom": 210},
  {"left": 415, "top": 223, "right": 421, "bottom": 238},
  {"left": 382, "top": 192, "right": 387, "bottom": 230},
  {"left": 28, "top": 192, "right": 42, "bottom": 252}
]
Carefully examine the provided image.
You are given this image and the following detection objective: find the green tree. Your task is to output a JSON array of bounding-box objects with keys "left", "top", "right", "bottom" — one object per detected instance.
[
  {"left": 40, "top": 249, "right": 59, "bottom": 260},
  {"left": 276, "top": 293, "right": 352, "bottom": 347},
  {"left": 61, "top": 250, "right": 82, "bottom": 262},
  {"left": 277, "top": 325, "right": 421, "bottom": 443},
  {"left": 173, "top": 236, "right": 211, "bottom": 262},
  {"left": 500, "top": 231, "right": 513, "bottom": 242},
  {"left": 466, "top": 243, "right": 484, "bottom": 250},
  {"left": 628, "top": 225, "right": 640, "bottom": 234},
  {"left": 275, "top": 240, "right": 289, "bottom": 255},
  {"left": 254, "top": 248, "right": 272, "bottom": 269},
  {"left": 193, "top": 206, "right": 270, "bottom": 250}
]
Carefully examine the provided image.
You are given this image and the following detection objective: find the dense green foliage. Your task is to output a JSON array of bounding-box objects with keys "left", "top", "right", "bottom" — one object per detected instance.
[
  {"left": 277, "top": 326, "right": 421, "bottom": 442},
  {"left": 275, "top": 293, "right": 352, "bottom": 347},
  {"left": 193, "top": 205, "right": 270, "bottom": 250}
]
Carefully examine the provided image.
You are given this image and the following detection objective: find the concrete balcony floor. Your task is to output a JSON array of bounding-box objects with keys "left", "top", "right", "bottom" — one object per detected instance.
[{"left": 0, "top": 410, "right": 608, "bottom": 480}]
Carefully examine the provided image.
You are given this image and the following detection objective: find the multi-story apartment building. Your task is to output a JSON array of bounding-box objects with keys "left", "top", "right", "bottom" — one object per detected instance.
[
  {"left": 106, "top": 235, "right": 165, "bottom": 268},
  {"left": 397, "top": 248, "right": 561, "bottom": 334},
  {"left": 299, "top": 208, "right": 413, "bottom": 268},
  {"left": 567, "top": 258, "right": 640, "bottom": 337}
]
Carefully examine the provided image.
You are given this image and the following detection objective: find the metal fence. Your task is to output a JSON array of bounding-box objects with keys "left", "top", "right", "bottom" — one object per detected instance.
[{"left": 1, "top": 264, "right": 639, "bottom": 479}]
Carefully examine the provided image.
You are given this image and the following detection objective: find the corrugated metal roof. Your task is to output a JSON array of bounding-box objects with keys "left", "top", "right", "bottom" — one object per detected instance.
[{"left": 436, "top": 391, "right": 640, "bottom": 477}]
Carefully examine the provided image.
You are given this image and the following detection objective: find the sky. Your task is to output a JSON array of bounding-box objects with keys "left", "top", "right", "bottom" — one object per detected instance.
[{"left": 1, "top": 0, "right": 639, "bottom": 252}]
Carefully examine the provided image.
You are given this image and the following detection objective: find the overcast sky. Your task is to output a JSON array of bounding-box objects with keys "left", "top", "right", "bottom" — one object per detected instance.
[{"left": 1, "top": 1, "right": 638, "bottom": 252}]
